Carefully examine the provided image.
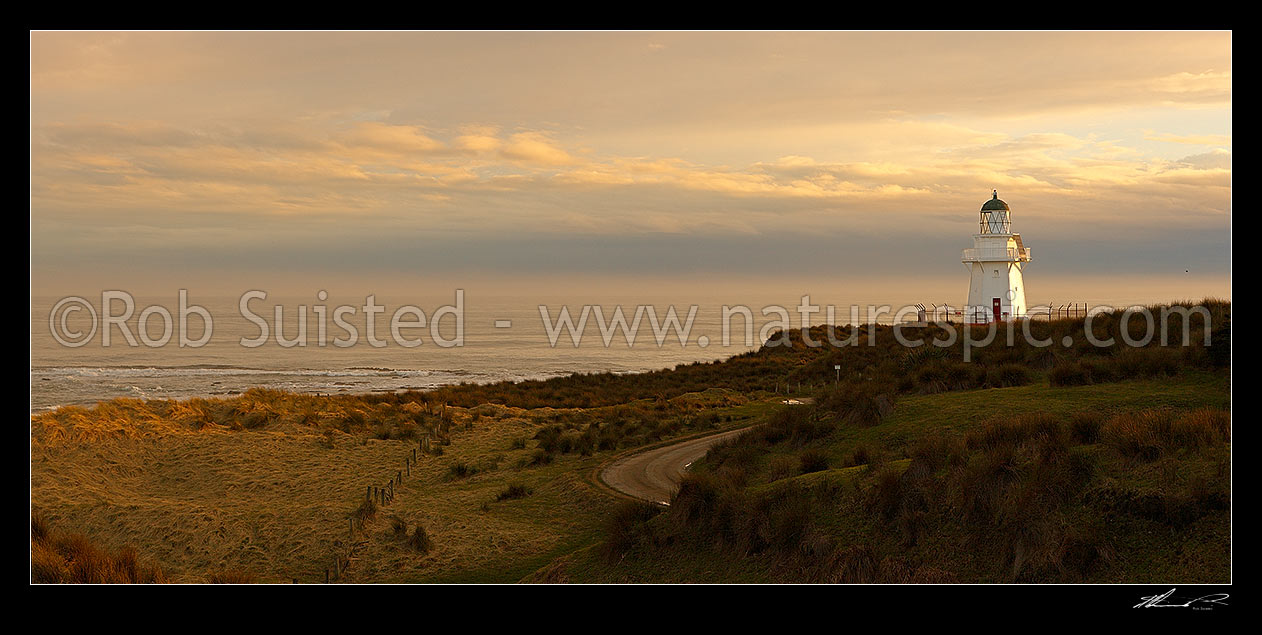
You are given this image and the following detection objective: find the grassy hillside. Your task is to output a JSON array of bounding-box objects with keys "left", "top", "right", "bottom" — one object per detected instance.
[
  {"left": 31, "top": 387, "right": 767, "bottom": 582},
  {"left": 553, "top": 373, "right": 1229, "bottom": 583},
  {"left": 31, "top": 301, "right": 1230, "bottom": 583}
]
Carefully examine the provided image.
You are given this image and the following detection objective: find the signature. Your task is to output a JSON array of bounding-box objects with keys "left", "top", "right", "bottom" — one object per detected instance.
[{"left": 1135, "top": 588, "right": 1230, "bottom": 609}]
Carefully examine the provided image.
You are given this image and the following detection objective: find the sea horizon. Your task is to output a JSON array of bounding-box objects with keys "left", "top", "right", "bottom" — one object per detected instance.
[{"left": 31, "top": 281, "right": 1230, "bottom": 411}]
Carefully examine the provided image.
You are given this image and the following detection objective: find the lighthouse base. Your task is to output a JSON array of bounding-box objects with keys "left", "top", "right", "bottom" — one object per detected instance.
[{"left": 964, "top": 260, "right": 1028, "bottom": 324}]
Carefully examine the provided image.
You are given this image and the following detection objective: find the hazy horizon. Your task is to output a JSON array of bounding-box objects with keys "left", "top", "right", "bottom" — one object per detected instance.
[{"left": 31, "top": 31, "right": 1231, "bottom": 303}]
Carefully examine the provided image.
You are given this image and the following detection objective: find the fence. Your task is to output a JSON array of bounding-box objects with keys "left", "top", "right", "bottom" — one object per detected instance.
[
  {"left": 892, "top": 302, "right": 1091, "bottom": 325},
  {"left": 325, "top": 402, "right": 452, "bottom": 583},
  {"left": 1027, "top": 303, "right": 1090, "bottom": 321}
]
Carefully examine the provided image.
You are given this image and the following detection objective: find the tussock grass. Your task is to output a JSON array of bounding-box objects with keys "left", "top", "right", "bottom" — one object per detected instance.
[
  {"left": 600, "top": 500, "right": 663, "bottom": 563},
  {"left": 1103, "top": 408, "right": 1230, "bottom": 461},
  {"left": 352, "top": 498, "right": 379, "bottom": 523},
  {"left": 30, "top": 300, "right": 1228, "bottom": 583},
  {"left": 495, "top": 483, "right": 533, "bottom": 501},
  {"left": 406, "top": 525, "right": 433, "bottom": 554},
  {"left": 604, "top": 399, "right": 1229, "bottom": 583},
  {"left": 31, "top": 512, "right": 167, "bottom": 584},
  {"left": 389, "top": 515, "right": 408, "bottom": 537},
  {"left": 444, "top": 461, "right": 479, "bottom": 480},
  {"left": 207, "top": 570, "right": 257, "bottom": 584},
  {"left": 798, "top": 449, "right": 830, "bottom": 474}
]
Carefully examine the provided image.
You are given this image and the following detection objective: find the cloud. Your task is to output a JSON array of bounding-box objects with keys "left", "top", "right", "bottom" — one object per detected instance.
[
  {"left": 453, "top": 125, "right": 503, "bottom": 153},
  {"left": 29, "top": 32, "right": 1232, "bottom": 287},
  {"left": 335, "top": 122, "right": 446, "bottom": 154},
  {"left": 1144, "top": 131, "right": 1233, "bottom": 146},
  {"left": 1177, "top": 149, "right": 1232, "bottom": 170},
  {"left": 499, "top": 132, "right": 576, "bottom": 166}
]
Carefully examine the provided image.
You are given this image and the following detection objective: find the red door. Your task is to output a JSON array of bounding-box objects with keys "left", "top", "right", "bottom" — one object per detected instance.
[{"left": 992, "top": 298, "right": 1002, "bottom": 322}]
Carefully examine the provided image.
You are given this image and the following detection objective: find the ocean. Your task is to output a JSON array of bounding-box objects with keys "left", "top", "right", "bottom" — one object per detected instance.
[
  {"left": 31, "top": 283, "right": 1216, "bottom": 412},
  {"left": 31, "top": 292, "right": 862, "bottom": 412}
]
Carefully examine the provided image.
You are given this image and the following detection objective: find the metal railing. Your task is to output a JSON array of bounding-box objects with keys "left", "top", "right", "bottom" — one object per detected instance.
[
  {"left": 896, "top": 302, "right": 1090, "bottom": 325},
  {"left": 961, "top": 247, "right": 1031, "bottom": 262},
  {"left": 1026, "top": 303, "right": 1089, "bottom": 321}
]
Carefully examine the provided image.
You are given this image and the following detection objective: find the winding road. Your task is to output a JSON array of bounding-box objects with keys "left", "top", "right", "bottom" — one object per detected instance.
[{"left": 599, "top": 427, "right": 751, "bottom": 505}]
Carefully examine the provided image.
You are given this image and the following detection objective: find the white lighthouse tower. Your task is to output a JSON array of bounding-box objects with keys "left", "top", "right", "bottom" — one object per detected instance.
[{"left": 962, "top": 191, "right": 1031, "bottom": 323}]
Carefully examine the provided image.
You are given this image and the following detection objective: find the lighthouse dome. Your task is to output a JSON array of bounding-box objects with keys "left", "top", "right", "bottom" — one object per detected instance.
[{"left": 981, "top": 191, "right": 1009, "bottom": 211}]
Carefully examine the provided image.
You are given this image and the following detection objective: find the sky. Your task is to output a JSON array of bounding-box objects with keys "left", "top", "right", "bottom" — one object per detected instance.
[{"left": 30, "top": 31, "right": 1231, "bottom": 304}]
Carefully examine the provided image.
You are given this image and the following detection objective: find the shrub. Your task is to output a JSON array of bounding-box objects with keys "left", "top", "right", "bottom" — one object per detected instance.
[
  {"left": 754, "top": 489, "right": 814, "bottom": 553},
  {"left": 844, "top": 444, "right": 873, "bottom": 467},
  {"left": 867, "top": 467, "right": 905, "bottom": 522},
  {"left": 389, "top": 514, "right": 408, "bottom": 537},
  {"left": 966, "top": 414, "right": 1064, "bottom": 453},
  {"left": 1048, "top": 361, "right": 1091, "bottom": 386},
  {"left": 1208, "top": 317, "right": 1230, "bottom": 368},
  {"left": 407, "top": 525, "right": 433, "bottom": 553},
  {"left": 1055, "top": 527, "right": 1113, "bottom": 579},
  {"left": 1171, "top": 408, "right": 1231, "bottom": 448},
  {"left": 756, "top": 407, "right": 836, "bottom": 447},
  {"left": 909, "top": 433, "right": 965, "bottom": 472},
  {"left": 601, "top": 500, "right": 663, "bottom": 562},
  {"left": 351, "top": 498, "right": 378, "bottom": 522},
  {"left": 987, "top": 363, "right": 1032, "bottom": 388},
  {"left": 709, "top": 439, "right": 760, "bottom": 472},
  {"left": 817, "top": 382, "right": 895, "bottom": 427},
  {"left": 1103, "top": 411, "right": 1167, "bottom": 461},
  {"left": 668, "top": 473, "right": 740, "bottom": 536},
  {"left": 768, "top": 455, "right": 798, "bottom": 482},
  {"left": 1068, "top": 411, "right": 1104, "bottom": 444},
  {"left": 1114, "top": 347, "right": 1181, "bottom": 379},
  {"left": 496, "top": 483, "right": 533, "bottom": 501},
  {"left": 798, "top": 449, "right": 830, "bottom": 474},
  {"left": 445, "top": 461, "right": 478, "bottom": 480},
  {"left": 1103, "top": 408, "right": 1230, "bottom": 461},
  {"left": 518, "top": 449, "right": 553, "bottom": 467},
  {"left": 830, "top": 545, "right": 878, "bottom": 583}
]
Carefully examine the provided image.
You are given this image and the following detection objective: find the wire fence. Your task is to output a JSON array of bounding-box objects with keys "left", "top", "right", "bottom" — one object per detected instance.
[{"left": 897, "top": 302, "right": 1091, "bottom": 324}]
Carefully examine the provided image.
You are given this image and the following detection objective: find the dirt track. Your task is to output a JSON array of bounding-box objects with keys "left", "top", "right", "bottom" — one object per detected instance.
[{"left": 599, "top": 427, "right": 749, "bottom": 505}]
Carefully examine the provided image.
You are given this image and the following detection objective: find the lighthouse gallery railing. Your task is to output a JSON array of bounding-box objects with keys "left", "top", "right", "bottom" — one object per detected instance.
[{"left": 961, "top": 247, "right": 1031, "bottom": 262}]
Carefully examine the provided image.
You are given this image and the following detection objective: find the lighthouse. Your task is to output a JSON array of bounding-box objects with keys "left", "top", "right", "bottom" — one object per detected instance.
[{"left": 962, "top": 191, "right": 1031, "bottom": 323}]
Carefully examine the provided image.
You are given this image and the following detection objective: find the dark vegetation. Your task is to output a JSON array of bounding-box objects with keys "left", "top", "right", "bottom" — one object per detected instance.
[
  {"left": 582, "top": 301, "right": 1230, "bottom": 583},
  {"left": 38, "top": 301, "right": 1225, "bottom": 452},
  {"left": 603, "top": 406, "right": 1229, "bottom": 582},
  {"left": 407, "top": 525, "right": 433, "bottom": 554},
  {"left": 496, "top": 483, "right": 533, "bottom": 501},
  {"left": 32, "top": 301, "right": 1229, "bottom": 583},
  {"left": 386, "top": 514, "right": 433, "bottom": 553},
  {"left": 414, "top": 300, "right": 1227, "bottom": 409}
]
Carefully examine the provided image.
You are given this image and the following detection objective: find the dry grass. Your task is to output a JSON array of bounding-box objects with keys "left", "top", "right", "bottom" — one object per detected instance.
[
  {"left": 31, "top": 392, "right": 627, "bottom": 582},
  {"left": 31, "top": 511, "right": 167, "bottom": 583},
  {"left": 1103, "top": 408, "right": 1231, "bottom": 461},
  {"left": 207, "top": 570, "right": 257, "bottom": 584}
]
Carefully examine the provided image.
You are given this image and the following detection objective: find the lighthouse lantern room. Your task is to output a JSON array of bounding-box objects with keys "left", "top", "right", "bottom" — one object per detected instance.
[{"left": 962, "top": 191, "right": 1031, "bottom": 323}]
